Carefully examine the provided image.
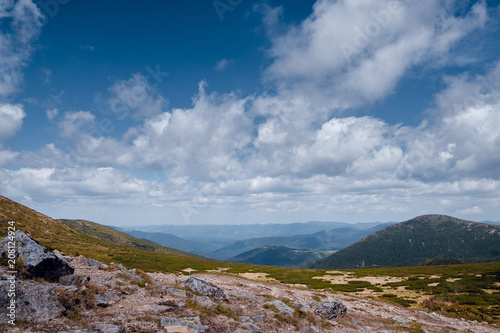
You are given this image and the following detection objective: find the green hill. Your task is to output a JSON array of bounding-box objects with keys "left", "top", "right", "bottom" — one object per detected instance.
[
  {"left": 313, "top": 215, "right": 500, "bottom": 269},
  {"left": 57, "top": 219, "right": 195, "bottom": 256}
]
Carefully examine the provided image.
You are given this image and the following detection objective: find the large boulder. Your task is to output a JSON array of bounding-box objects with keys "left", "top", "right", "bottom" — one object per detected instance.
[
  {"left": 179, "top": 277, "right": 227, "bottom": 300},
  {"left": 0, "top": 280, "right": 64, "bottom": 324},
  {"left": 301, "top": 301, "right": 347, "bottom": 319},
  {"left": 0, "top": 230, "right": 74, "bottom": 281}
]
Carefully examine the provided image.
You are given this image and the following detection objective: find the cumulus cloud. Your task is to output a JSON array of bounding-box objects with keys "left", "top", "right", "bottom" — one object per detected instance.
[
  {"left": 0, "top": 0, "right": 43, "bottom": 97},
  {"left": 0, "top": 103, "right": 26, "bottom": 144},
  {"left": 108, "top": 73, "right": 168, "bottom": 120},
  {"left": 264, "top": 0, "right": 487, "bottom": 106}
]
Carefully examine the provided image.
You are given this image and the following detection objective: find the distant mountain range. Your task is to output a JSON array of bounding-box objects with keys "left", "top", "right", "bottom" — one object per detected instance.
[
  {"left": 228, "top": 245, "right": 336, "bottom": 268},
  {"left": 313, "top": 215, "right": 500, "bottom": 269},
  {"left": 110, "top": 228, "right": 220, "bottom": 256},
  {"left": 113, "top": 222, "right": 393, "bottom": 260},
  {"left": 208, "top": 224, "right": 391, "bottom": 260}
]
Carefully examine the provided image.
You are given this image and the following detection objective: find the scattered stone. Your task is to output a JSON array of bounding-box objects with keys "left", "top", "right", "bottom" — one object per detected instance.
[
  {"left": 59, "top": 274, "right": 91, "bottom": 286},
  {"left": 180, "top": 277, "right": 227, "bottom": 300},
  {"left": 239, "top": 316, "right": 252, "bottom": 323},
  {"left": 91, "top": 322, "right": 126, "bottom": 333},
  {"left": 243, "top": 323, "right": 260, "bottom": 332},
  {"left": 77, "top": 256, "right": 109, "bottom": 269},
  {"left": 226, "top": 289, "right": 263, "bottom": 301},
  {"left": 138, "top": 304, "right": 170, "bottom": 313},
  {"left": 264, "top": 300, "right": 294, "bottom": 315},
  {"left": 95, "top": 294, "right": 110, "bottom": 308},
  {"left": 0, "top": 230, "right": 74, "bottom": 281},
  {"left": 193, "top": 295, "right": 217, "bottom": 309},
  {"left": 168, "top": 287, "right": 188, "bottom": 298},
  {"left": 0, "top": 280, "right": 63, "bottom": 324},
  {"left": 164, "top": 327, "right": 197, "bottom": 333},
  {"left": 161, "top": 316, "right": 208, "bottom": 332},
  {"left": 393, "top": 315, "right": 411, "bottom": 325},
  {"left": 305, "top": 301, "right": 347, "bottom": 319},
  {"left": 252, "top": 315, "right": 266, "bottom": 322}
]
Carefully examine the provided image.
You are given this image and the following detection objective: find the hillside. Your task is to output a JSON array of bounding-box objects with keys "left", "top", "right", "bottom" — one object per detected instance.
[
  {"left": 58, "top": 219, "right": 198, "bottom": 256},
  {"left": 228, "top": 245, "right": 335, "bottom": 268},
  {"left": 0, "top": 195, "right": 219, "bottom": 272},
  {"left": 209, "top": 224, "right": 391, "bottom": 260},
  {"left": 313, "top": 215, "right": 500, "bottom": 269}
]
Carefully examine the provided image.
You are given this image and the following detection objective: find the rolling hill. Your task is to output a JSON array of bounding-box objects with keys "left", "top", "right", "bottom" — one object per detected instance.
[
  {"left": 313, "top": 215, "right": 500, "bottom": 269},
  {"left": 228, "top": 245, "right": 335, "bottom": 268}
]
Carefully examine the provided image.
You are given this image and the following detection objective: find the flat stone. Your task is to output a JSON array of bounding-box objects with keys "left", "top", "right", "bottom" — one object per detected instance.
[
  {"left": 168, "top": 288, "right": 187, "bottom": 298},
  {"left": 193, "top": 295, "right": 217, "bottom": 309},
  {"left": 161, "top": 316, "right": 208, "bottom": 332},
  {"left": 164, "top": 327, "right": 197, "bottom": 333},
  {"left": 264, "top": 300, "right": 294, "bottom": 315}
]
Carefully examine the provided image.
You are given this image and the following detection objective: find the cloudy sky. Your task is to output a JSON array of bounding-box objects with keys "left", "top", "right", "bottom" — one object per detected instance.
[{"left": 1, "top": 0, "right": 499, "bottom": 226}]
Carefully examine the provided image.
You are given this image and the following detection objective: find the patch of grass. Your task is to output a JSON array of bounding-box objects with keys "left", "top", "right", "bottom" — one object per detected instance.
[{"left": 380, "top": 293, "right": 417, "bottom": 307}]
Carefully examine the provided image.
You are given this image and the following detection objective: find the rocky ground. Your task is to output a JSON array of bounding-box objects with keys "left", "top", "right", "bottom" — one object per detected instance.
[{"left": 0, "top": 232, "right": 499, "bottom": 332}]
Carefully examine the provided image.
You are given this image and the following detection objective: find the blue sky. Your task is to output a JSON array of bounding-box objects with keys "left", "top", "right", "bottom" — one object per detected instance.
[{"left": 1, "top": 0, "right": 500, "bottom": 226}]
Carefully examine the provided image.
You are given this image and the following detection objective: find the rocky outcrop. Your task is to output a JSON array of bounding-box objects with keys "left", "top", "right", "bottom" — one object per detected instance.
[
  {"left": 0, "top": 280, "right": 64, "bottom": 324},
  {"left": 0, "top": 230, "right": 74, "bottom": 281},
  {"left": 264, "top": 300, "right": 295, "bottom": 315},
  {"left": 180, "top": 277, "right": 227, "bottom": 300}
]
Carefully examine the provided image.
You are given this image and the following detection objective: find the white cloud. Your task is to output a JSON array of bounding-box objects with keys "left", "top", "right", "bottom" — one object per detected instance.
[
  {"left": 215, "top": 58, "right": 234, "bottom": 72},
  {"left": 46, "top": 108, "right": 58, "bottom": 120},
  {"left": 0, "top": 0, "right": 43, "bottom": 97},
  {"left": 58, "top": 111, "right": 96, "bottom": 138},
  {"left": 264, "top": 0, "right": 487, "bottom": 106},
  {"left": 108, "top": 73, "right": 168, "bottom": 120},
  {"left": 0, "top": 103, "right": 26, "bottom": 144},
  {"left": 457, "top": 206, "right": 483, "bottom": 214}
]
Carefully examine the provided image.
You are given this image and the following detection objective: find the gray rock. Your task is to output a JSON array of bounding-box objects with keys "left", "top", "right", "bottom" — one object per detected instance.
[
  {"left": 226, "top": 289, "right": 263, "bottom": 301},
  {"left": 0, "top": 280, "right": 64, "bottom": 324},
  {"left": 252, "top": 314, "right": 266, "bottom": 322},
  {"left": 179, "top": 277, "right": 227, "bottom": 300},
  {"left": 243, "top": 323, "right": 260, "bottom": 332},
  {"left": 168, "top": 287, "right": 188, "bottom": 298},
  {"left": 95, "top": 294, "right": 109, "bottom": 308},
  {"left": 59, "top": 274, "right": 91, "bottom": 286},
  {"left": 0, "top": 230, "right": 74, "bottom": 281},
  {"left": 193, "top": 295, "right": 217, "bottom": 309},
  {"left": 161, "top": 316, "right": 208, "bottom": 332},
  {"left": 78, "top": 256, "right": 108, "bottom": 269},
  {"left": 303, "top": 301, "right": 347, "bottom": 320},
  {"left": 264, "top": 300, "right": 294, "bottom": 315},
  {"left": 239, "top": 316, "right": 252, "bottom": 322},
  {"left": 393, "top": 315, "right": 410, "bottom": 325},
  {"left": 91, "top": 322, "right": 126, "bottom": 333},
  {"left": 138, "top": 304, "right": 170, "bottom": 313}
]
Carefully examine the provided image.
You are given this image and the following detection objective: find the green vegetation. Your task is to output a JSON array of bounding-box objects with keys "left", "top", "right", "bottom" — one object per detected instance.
[{"left": 313, "top": 214, "right": 500, "bottom": 269}]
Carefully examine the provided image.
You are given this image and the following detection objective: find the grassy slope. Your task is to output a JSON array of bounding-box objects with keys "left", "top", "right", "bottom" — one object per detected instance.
[{"left": 57, "top": 219, "right": 193, "bottom": 256}]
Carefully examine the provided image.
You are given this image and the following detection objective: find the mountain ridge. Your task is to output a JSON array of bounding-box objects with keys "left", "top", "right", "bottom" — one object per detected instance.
[{"left": 313, "top": 214, "right": 500, "bottom": 269}]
